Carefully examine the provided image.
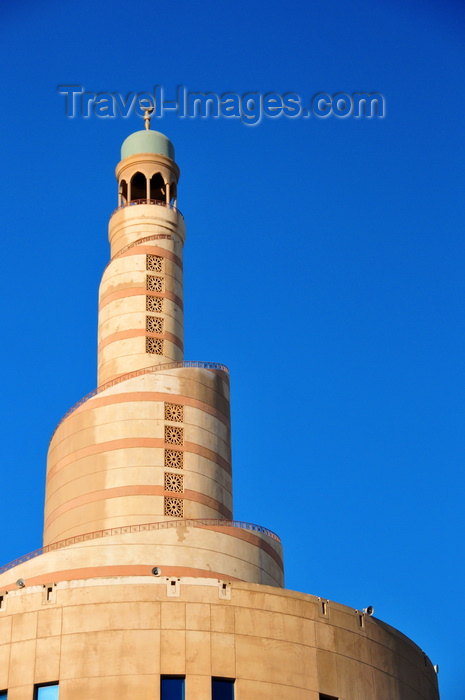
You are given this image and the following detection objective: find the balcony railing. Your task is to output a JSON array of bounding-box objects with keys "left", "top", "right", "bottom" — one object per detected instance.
[
  {"left": 111, "top": 199, "right": 183, "bottom": 219},
  {"left": 50, "top": 361, "right": 229, "bottom": 439},
  {"left": 0, "top": 518, "right": 281, "bottom": 575}
]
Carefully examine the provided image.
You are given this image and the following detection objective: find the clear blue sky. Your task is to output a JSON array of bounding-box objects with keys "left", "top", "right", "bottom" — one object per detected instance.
[{"left": 1, "top": 0, "right": 464, "bottom": 696}]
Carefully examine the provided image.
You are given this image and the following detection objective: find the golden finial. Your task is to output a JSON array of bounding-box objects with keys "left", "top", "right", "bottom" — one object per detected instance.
[{"left": 140, "top": 101, "right": 154, "bottom": 130}]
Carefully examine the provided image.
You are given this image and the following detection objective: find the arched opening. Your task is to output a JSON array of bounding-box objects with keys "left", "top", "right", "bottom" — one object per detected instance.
[
  {"left": 131, "top": 172, "right": 147, "bottom": 202},
  {"left": 170, "top": 182, "right": 177, "bottom": 206},
  {"left": 119, "top": 179, "right": 128, "bottom": 206},
  {"left": 150, "top": 173, "right": 165, "bottom": 202}
]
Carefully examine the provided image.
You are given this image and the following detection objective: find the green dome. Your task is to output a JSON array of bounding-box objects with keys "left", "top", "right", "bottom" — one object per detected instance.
[{"left": 121, "top": 130, "right": 175, "bottom": 161}]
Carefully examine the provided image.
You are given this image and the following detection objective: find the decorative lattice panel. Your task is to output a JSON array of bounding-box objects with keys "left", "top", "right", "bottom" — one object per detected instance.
[
  {"left": 146, "top": 337, "right": 164, "bottom": 355},
  {"left": 146, "top": 254, "right": 163, "bottom": 272},
  {"left": 146, "top": 316, "right": 164, "bottom": 334},
  {"left": 145, "top": 295, "right": 163, "bottom": 314},
  {"left": 164, "top": 472, "right": 184, "bottom": 492},
  {"left": 146, "top": 295, "right": 163, "bottom": 313},
  {"left": 146, "top": 275, "right": 164, "bottom": 292},
  {"left": 164, "top": 402, "right": 184, "bottom": 422},
  {"left": 165, "top": 425, "right": 184, "bottom": 445},
  {"left": 164, "top": 497, "right": 183, "bottom": 517},
  {"left": 165, "top": 449, "right": 183, "bottom": 469}
]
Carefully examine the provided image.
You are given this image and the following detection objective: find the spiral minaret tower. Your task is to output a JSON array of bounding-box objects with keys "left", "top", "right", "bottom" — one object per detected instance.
[{"left": 0, "top": 128, "right": 439, "bottom": 700}]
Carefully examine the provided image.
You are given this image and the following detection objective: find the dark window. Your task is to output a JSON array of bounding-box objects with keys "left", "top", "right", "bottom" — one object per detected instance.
[
  {"left": 320, "top": 695, "right": 338, "bottom": 700},
  {"left": 34, "top": 684, "right": 59, "bottom": 700},
  {"left": 0, "top": 691, "right": 7, "bottom": 700},
  {"left": 161, "top": 676, "right": 184, "bottom": 700},
  {"left": 212, "top": 678, "right": 235, "bottom": 700}
]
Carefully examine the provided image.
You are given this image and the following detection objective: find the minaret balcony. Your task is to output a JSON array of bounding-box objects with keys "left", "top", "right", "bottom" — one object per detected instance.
[{"left": 111, "top": 198, "right": 183, "bottom": 219}]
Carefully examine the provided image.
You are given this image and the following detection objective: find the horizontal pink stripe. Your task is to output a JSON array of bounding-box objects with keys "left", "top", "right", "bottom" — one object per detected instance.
[
  {"left": 69, "top": 391, "right": 230, "bottom": 429},
  {"left": 1, "top": 565, "right": 242, "bottom": 591},
  {"left": 99, "top": 288, "right": 184, "bottom": 311},
  {"left": 98, "top": 328, "right": 183, "bottom": 353},
  {"left": 48, "top": 438, "right": 231, "bottom": 479},
  {"left": 44, "top": 485, "right": 232, "bottom": 530},
  {"left": 115, "top": 245, "right": 183, "bottom": 270}
]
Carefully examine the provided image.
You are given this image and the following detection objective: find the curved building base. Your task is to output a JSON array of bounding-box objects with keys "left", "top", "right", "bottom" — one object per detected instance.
[{"left": 0, "top": 576, "right": 439, "bottom": 700}]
